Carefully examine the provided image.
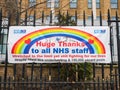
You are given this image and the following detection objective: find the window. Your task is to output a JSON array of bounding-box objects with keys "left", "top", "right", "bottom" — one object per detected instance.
[
  {"left": 47, "top": 0, "right": 51, "bottom": 8},
  {"left": 28, "top": 15, "right": 34, "bottom": 21},
  {"left": 71, "top": 16, "right": 76, "bottom": 21},
  {"left": 47, "top": 0, "right": 60, "bottom": 8},
  {"left": 111, "top": 0, "right": 118, "bottom": 9},
  {"left": 88, "top": 16, "right": 100, "bottom": 20},
  {"left": 96, "top": 0, "right": 100, "bottom": 8},
  {"left": 54, "top": 0, "right": 59, "bottom": 8},
  {"left": 29, "top": 0, "right": 36, "bottom": 7},
  {"left": 111, "top": 16, "right": 116, "bottom": 20},
  {"left": 88, "top": 0, "right": 92, "bottom": 8},
  {"left": 70, "top": 0, "right": 77, "bottom": 8},
  {"left": 88, "top": 0, "right": 100, "bottom": 9},
  {"left": 0, "top": 29, "right": 7, "bottom": 54}
]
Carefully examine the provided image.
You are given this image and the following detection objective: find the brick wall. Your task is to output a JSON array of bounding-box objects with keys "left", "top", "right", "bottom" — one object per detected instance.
[{"left": 0, "top": 64, "right": 118, "bottom": 80}]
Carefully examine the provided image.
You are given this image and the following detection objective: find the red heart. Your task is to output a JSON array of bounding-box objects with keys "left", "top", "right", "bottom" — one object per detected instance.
[
  {"left": 88, "top": 39, "right": 94, "bottom": 44},
  {"left": 25, "top": 38, "right": 31, "bottom": 44}
]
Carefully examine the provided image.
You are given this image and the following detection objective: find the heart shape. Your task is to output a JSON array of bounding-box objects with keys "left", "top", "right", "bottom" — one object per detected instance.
[
  {"left": 88, "top": 39, "right": 94, "bottom": 44},
  {"left": 25, "top": 38, "right": 31, "bottom": 44}
]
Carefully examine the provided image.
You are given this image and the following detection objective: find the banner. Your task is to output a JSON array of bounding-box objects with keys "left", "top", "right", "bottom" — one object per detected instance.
[{"left": 8, "top": 26, "right": 111, "bottom": 63}]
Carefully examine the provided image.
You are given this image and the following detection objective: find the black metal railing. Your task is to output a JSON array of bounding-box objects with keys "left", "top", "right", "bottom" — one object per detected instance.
[
  {"left": 0, "top": 9, "right": 119, "bottom": 90},
  {"left": 0, "top": 76, "right": 117, "bottom": 90}
]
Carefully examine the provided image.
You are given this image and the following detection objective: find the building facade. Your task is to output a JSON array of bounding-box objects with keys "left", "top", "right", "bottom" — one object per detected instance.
[{"left": 19, "top": 0, "right": 120, "bottom": 20}]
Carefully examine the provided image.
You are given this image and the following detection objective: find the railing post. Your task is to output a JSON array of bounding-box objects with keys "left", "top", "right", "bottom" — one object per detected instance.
[
  {"left": 107, "top": 9, "right": 114, "bottom": 80},
  {"left": 0, "top": 76, "right": 2, "bottom": 90},
  {"left": 0, "top": 8, "right": 2, "bottom": 55},
  {"left": 58, "top": 10, "right": 61, "bottom": 25},
  {"left": 83, "top": 11, "right": 86, "bottom": 26},
  {"left": 115, "top": 69, "right": 118, "bottom": 90},
  {"left": 91, "top": 10, "right": 96, "bottom": 90},
  {"left": 33, "top": 8, "right": 36, "bottom": 26},
  {"left": 4, "top": 12, "right": 11, "bottom": 90},
  {"left": 91, "top": 11, "right": 94, "bottom": 26},
  {"left": 0, "top": 8, "right": 2, "bottom": 33},
  {"left": 50, "top": 10, "right": 52, "bottom": 25},
  {"left": 42, "top": 11, "right": 44, "bottom": 25},
  {"left": 66, "top": 11, "right": 69, "bottom": 26},
  {"left": 75, "top": 11, "right": 77, "bottom": 25},
  {"left": 116, "top": 11, "right": 120, "bottom": 89},
  {"left": 40, "top": 63, "right": 42, "bottom": 90}
]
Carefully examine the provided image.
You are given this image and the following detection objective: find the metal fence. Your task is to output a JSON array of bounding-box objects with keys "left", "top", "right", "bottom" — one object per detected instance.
[
  {"left": 0, "top": 9, "right": 120, "bottom": 90},
  {"left": 0, "top": 76, "right": 117, "bottom": 90}
]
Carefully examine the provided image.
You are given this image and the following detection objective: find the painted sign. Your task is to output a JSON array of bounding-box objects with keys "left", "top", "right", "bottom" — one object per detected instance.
[{"left": 8, "top": 26, "right": 111, "bottom": 63}]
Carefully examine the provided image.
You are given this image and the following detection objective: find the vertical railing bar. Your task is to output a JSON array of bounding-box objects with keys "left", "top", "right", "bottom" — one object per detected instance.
[
  {"left": 75, "top": 11, "right": 77, "bottom": 25},
  {"left": 31, "top": 64, "right": 34, "bottom": 90},
  {"left": 0, "top": 8, "right": 2, "bottom": 56},
  {"left": 115, "top": 68, "right": 118, "bottom": 90},
  {"left": 106, "top": 78, "right": 109, "bottom": 90},
  {"left": 3, "top": 11, "right": 11, "bottom": 90},
  {"left": 44, "top": 77, "right": 46, "bottom": 90},
  {"left": 33, "top": 6, "right": 36, "bottom": 26},
  {"left": 91, "top": 10, "right": 96, "bottom": 90},
  {"left": 107, "top": 9, "right": 113, "bottom": 80},
  {"left": 97, "top": 77, "right": 100, "bottom": 90},
  {"left": 110, "top": 77, "right": 114, "bottom": 90},
  {"left": 0, "top": 8, "right": 2, "bottom": 35},
  {"left": 16, "top": 10, "right": 19, "bottom": 25},
  {"left": 107, "top": 9, "right": 111, "bottom": 26},
  {"left": 22, "top": 64, "right": 25, "bottom": 90},
  {"left": 66, "top": 11, "right": 69, "bottom": 26},
  {"left": 84, "top": 62, "right": 87, "bottom": 82},
  {"left": 115, "top": 10, "right": 120, "bottom": 90},
  {"left": 35, "top": 77, "right": 37, "bottom": 90},
  {"left": 30, "top": 8, "right": 36, "bottom": 90},
  {"left": 13, "top": 63, "right": 16, "bottom": 90},
  {"left": 31, "top": 7, "right": 36, "bottom": 89},
  {"left": 83, "top": 11, "right": 86, "bottom": 26},
  {"left": 83, "top": 11, "right": 86, "bottom": 89},
  {"left": 100, "top": 11, "right": 102, "bottom": 26},
  {"left": 8, "top": 77, "right": 10, "bottom": 90},
  {"left": 58, "top": 63, "right": 60, "bottom": 81},
  {"left": 21, "top": 10, "right": 28, "bottom": 90},
  {"left": 91, "top": 11, "right": 94, "bottom": 26},
  {"left": 42, "top": 11, "right": 44, "bottom": 25},
  {"left": 0, "top": 76, "right": 1, "bottom": 90},
  {"left": 102, "top": 77, "right": 105, "bottom": 90},
  {"left": 50, "top": 10, "right": 52, "bottom": 25},
  {"left": 22, "top": 77, "right": 25, "bottom": 90},
  {"left": 66, "top": 63, "right": 69, "bottom": 82},
  {"left": 100, "top": 11, "right": 104, "bottom": 79},
  {"left": 58, "top": 63, "right": 60, "bottom": 90},
  {"left": 25, "top": 10, "right": 27, "bottom": 26},
  {"left": 26, "top": 77, "right": 28, "bottom": 90},
  {"left": 17, "top": 77, "right": 20, "bottom": 90},
  {"left": 30, "top": 62, "right": 34, "bottom": 89},
  {"left": 40, "top": 63, "right": 42, "bottom": 90},
  {"left": 13, "top": 9, "right": 20, "bottom": 90},
  {"left": 66, "top": 11, "right": 69, "bottom": 82},
  {"left": 48, "top": 64, "right": 51, "bottom": 83},
  {"left": 100, "top": 11, "right": 105, "bottom": 90},
  {"left": 58, "top": 10, "right": 61, "bottom": 26},
  {"left": 75, "top": 64, "right": 78, "bottom": 82}
]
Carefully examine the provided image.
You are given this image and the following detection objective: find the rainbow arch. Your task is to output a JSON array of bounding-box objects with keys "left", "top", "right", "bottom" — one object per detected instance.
[{"left": 11, "top": 27, "right": 106, "bottom": 54}]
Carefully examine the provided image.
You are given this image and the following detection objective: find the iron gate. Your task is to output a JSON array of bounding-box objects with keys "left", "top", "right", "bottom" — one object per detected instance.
[{"left": 0, "top": 9, "right": 119, "bottom": 90}]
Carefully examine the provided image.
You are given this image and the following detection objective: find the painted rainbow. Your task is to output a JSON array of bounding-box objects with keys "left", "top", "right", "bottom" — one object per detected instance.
[{"left": 11, "top": 27, "right": 106, "bottom": 54}]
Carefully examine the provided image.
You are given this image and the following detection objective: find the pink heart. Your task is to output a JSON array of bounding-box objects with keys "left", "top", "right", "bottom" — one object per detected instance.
[
  {"left": 25, "top": 38, "right": 31, "bottom": 44},
  {"left": 88, "top": 39, "right": 94, "bottom": 44}
]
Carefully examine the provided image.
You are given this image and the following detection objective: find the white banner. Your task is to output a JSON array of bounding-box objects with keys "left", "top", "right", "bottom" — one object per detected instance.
[{"left": 8, "top": 26, "right": 111, "bottom": 63}]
